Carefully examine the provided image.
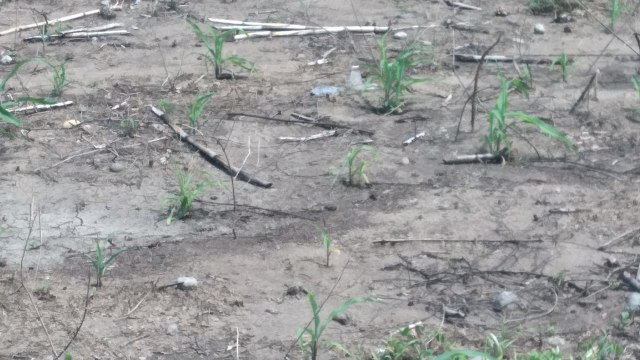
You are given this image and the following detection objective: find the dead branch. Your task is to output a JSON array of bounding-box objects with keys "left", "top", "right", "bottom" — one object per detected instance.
[
  {"left": 619, "top": 271, "right": 640, "bottom": 292},
  {"left": 7, "top": 101, "right": 74, "bottom": 114},
  {"left": 373, "top": 238, "right": 542, "bottom": 245},
  {"left": 597, "top": 227, "right": 640, "bottom": 251},
  {"left": 403, "top": 132, "right": 425, "bottom": 146},
  {"left": 0, "top": 9, "right": 101, "bottom": 37},
  {"left": 227, "top": 112, "right": 375, "bottom": 136},
  {"left": 278, "top": 130, "right": 336, "bottom": 142},
  {"left": 454, "top": 54, "right": 552, "bottom": 64},
  {"left": 232, "top": 25, "right": 436, "bottom": 41},
  {"left": 150, "top": 106, "right": 272, "bottom": 188},
  {"left": 471, "top": 33, "right": 502, "bottom": 132},
  {"left": 570, "top": 70, "right": 599, "bottom": 114},
  {"left": 25, "top": 29, "right": 131, "bottom": 42},
  {"left": 442, "top": 153, "right": 502, "bottom": 164},
  {"left": 444, "top": 0, "right": 482, "bottom": 11}
]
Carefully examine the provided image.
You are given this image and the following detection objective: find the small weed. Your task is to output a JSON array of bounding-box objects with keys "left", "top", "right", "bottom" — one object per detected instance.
[
  {"left": 119, "top": 116, "right": 139, "bottom": 137},
  {"left": 296, "top": 291, "right": 377, "bottom": 360},
  {"left": 484, "top": 332, "right": 517, "bottom": 359},
  {"left": 85, "top": 241, "right": 126, "bottom": 287},
  {"left": 187, "top": 91, "right": 214, "bottom": 131},
  {"left": 158, "top": 98, "right": 176, "bottom": 114},
  {"left": 365, "top": 33, "right": 430, "bottom": 113},
  {"left": 615, "top": 310, "right": 634, "bottom": 329},
  {"left": 64, "top": 353, "right": 73, "bottom": 360},
  {"left": 578, "top": 331, "right": 624, "bottom": 360},
  {"left": 632, "top": 74, "right": 640, "bottom": 98},
  {"left": 527, "top": 0, "right": 575, "bottom": 14},
  {"left": 34, "top": 282, "right": 54, "bottom": 300},
  {"left": 50, "top": 61, "right": 67, "bottom": 97},
  {"left": 164, "top": 169, "right": 220, "bottom": 224},
  {"left": 187, "top": 19, "right": 256, "bottom": 80},
  {"left": 484, "top": 76, "right": 574, "bottom": 158},
  {"left": 510, "top": 65, "right": 533, "bottom": 98},
  {"left": 334, "top": 145, "right": 380, "bottom": 187},
  {"left": 551, "top": 53, "right": 571, "bottom": 83}
]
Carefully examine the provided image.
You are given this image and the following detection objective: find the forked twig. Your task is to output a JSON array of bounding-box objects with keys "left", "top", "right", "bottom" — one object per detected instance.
[
  {"left": 570, "top": 70, "right": 599, "bottom": 114},
  {"left": 470, "top": 33, "right": 502, "bottom": 132}
]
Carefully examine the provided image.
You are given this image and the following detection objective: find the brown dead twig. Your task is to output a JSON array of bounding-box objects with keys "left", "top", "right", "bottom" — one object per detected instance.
[
  {"left": 570, "top": 70, "right": 599, "bottom": 114},
  {"left": 373, "top": 238, "right": 542, "bottom": 245},
  {"left": 598, "top": 227, "right": 640, "bottom": 251},
  {"left": 0, "top": 9, "right": 101, "bottom": 36},
  {"left": 470, "top": 33, "right": 502, "bottom": 132},
  {"left": 150, "top": 106, "right": 272, "bottom": 188},
  {"left": 20, "top": 199, "right": 91, "bottom": 359},
  {"left": 227, "top": 112, "right": 375, "bottom": 136}
]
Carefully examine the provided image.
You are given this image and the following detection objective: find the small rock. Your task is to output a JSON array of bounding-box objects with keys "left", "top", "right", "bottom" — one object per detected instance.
[
  {"left": 151, "top": 123, "right": 166, "bottom": 132},
  {"left": 533, "top": 24, "right": 545, "bottom": 34},
  {"left": 177, "top": 277, "right": 198, "bottom": 290},
  {"left": 166, "top": 323, "right": 178, "bottom": 335},
  {"left": 564, "top": 26, "right": 572, "bottom": 33},
  {"left": 332, "top": 313, "right": 350, "bottom": 326},
  {"left": 493, "top": 291, "right": 519, "bottom": 311},
  {"left": 494, "top": 8, "right": 508, "bottom": 17},
  {"left": 324, "top": 204, "right": 338, "bottom": 211},
  {"left": 553, "top": 12, "right": 574, "bottom": 23},
  {"left": 400, "top": 157, "right": 410, "bottom": 165},
  {"left": 286, "top": 285, "right": 307, "bottom": 297},
  {"left": 625, "top": 292, "right": 640, "bottom": 312},
  {"left": 311, "top": 85, "right": 339, "bottom": 96},
  {"left": 0, "top": 54, "right": 13, "bottom": 65},
  {"left": 393, "top": 31, "right": 408, "bottom": 40},
  {"left": 596, "top": 303, "right": 603, "bottom": 311},
  {"left": 159, "top": 156, "right": 168, "bottom": 165},
  {"left": 62, "top": 119, "right": 81, "bottom": 129},
  {"left": 109, "top": 162, "right": 125, "bottom": 173},
  {"left": 546, "top": 336, "right": 566, "bottom": 347}
]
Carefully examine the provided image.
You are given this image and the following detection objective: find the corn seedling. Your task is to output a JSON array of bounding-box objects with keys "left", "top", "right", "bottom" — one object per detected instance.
[
  {"left": 296, "top": 291, "right": 377, "bottom": 360},
  {"left": 318, "top": 228, "right": 332, "bottom": 267},
  {"left": 551, "top": 53, "right": 571, "bottom": 83},
  {"left": 510, "top": 65, "right": 533, "bottom": 98},
  {"left": 158, "top": 98, "right": 176, "bottom": 114},
  {"left": 187, "top": 91, "right": 214, "bottom": 130},
  {"left": 632, "top": 74, "right": 640, "bottom": 98},
  {"left": 0, "top": 57, "right": 58, "bottom": 128},
  {"left": 610, "top": 0, "right": 622, "bottom": 30},
  {"left": 119, "top": 116, "right": 138, "bottom": 137},
  {"left": 579, "top": 331, "right": 624, "bottom": 360},
  {"left": 365, "top": 33, "right": 430, "bottom": 113},
  {"left": 187, "top": 19, "right": 256, "bottom": 80},
  {"left": 334, "top": 145, "right": 380, "bottom": 187},
  {"left": 164, "top": 169, "right": 220, "bottom": 224},
  {"left": 85, "top": 241, "right": 126, "bottom": 287},
  {"left": 485, "top": 76, "right": 574, "bottom": 158}
]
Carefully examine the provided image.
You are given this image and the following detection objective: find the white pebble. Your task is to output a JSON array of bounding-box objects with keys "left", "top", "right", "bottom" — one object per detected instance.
[{"left": 393, "top": 31, "right": 408, "bottom": 39}]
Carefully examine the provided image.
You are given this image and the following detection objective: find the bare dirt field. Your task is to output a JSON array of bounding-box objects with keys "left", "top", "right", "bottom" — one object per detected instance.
[{"left": 2, "top": 0, "right": 640, "bottom": 359}]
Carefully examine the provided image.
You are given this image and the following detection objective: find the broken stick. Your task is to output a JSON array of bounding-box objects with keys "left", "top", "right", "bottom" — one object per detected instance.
[
  {"left": 471, "top": 33, "right": 502, "bottom": 132},
  {"left": 7, "top": 101, "right": 74, "bottom": 114},
  {"left": 227, "top": 112, "right": 375, "bottom": 136},
  {"left": 150, "top": 106, "right": 272, "bottom": 188},
  {"left": 0, "top": 9, "right": 101, "bottom": 37},
  {"left": 570, "top": 70, "right": 599, "bottom": 114},
  {"left": 442, "top": 153, "right": 502, "bottom": 165}
]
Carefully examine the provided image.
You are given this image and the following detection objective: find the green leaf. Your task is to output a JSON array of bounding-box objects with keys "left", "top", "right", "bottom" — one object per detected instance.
[
  {"left": 432, "top": 350, "right": 496, "bottom": 360},
  {"left": 507, "top": 111, "right": 575, "bottom": 149},
  {"left": 0, "top": 106, "right": 21, "bottom": 126}
]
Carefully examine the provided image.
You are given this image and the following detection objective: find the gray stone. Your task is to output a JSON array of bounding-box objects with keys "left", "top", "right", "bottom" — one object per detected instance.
[
  {"left": 109, "top": 162, "right": 125, "bottom": 173},
  {"left": 166, "top": 323, "right": 178, "bottom": 335},
  {"left": 400, "top": 157, "right": 411, "bottom": 165},
  {"left": 493, "top": 291, "right": 519, "bottom": 311},
  {"left": 534, "top": 24, "right": 545, "bottom": 34},
  {"left": 177, "top": 277, "right": 198, "bottom": 290},
  {"left": 625, "top": 292, "right": 640, "bottom": 311},
  {"left": 0, "top": 54, "right": 13, "bottom": 65},
  {"left": 546, "top": 336, "right": 566, "bottom": 347},
  {"left": 393, "top": 31, "right": 408, "bottom": 40}
]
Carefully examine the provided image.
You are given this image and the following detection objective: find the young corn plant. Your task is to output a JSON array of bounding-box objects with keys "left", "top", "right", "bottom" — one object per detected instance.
[
  {"left": 610, "top": 0, "right": 622, "bottom": 30},
  {"left": 164, "top": 169, "right": 219, "bottom": 224},
  {"left": 485, "top": 76, "right": 574, "bottom": 158},
  {"left": 158, "top": 98, "right": 176, "bottom": 114},
  {"left": 85, "top": 241, "right": 126, "bottom": 287},
  {"left": 187, "top": 91, "right": 214, "bottom": 131},
  {"left": 0, "top": 57, "right": 58, "bottom": 129},
  {"left": 632, "top": 74, "right": 640, "bottom": 98},
  {"left": 510, "top": 65, "right": 533, "bottom": 98},
  {"left": 297, "top": 292, "right": 377, "bottom": 360},
  {"left": 119, "top": 116, "right": 139, "bottom": 137},
  {"left": 365, "top": 34, "right": 430, "bottom": 113},
  {"left": 551, "top": 53, "right": 571, "bottom": 83},
  {"left": 318, "top": 228, "right": 333, "bottom": 267},
  {"left": 187, "top": 19, "right": 256, "bottom": 80},
  {"left": 334, "top": 145, "right": 380, "bottom": 187},
  {"left": 50, "top": 61, "right": 67, "bottom": 97}
]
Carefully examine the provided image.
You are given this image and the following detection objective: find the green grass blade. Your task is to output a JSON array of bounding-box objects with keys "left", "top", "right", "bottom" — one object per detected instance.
[
  {"left": 318, "top": 296, "right": 377, "bottom": 337},
  {"left": 0, "top": 106, "right": 21, "bottom": 126},
  {"left": 102, "top": 248, "right": 126, "bottom": 269},
  {"left": 308, "top": 291, "right": 321, "bottom": 336},
  {"left": 632, "top": 74, "right": 640, "bottom": 96},
  {"left": 507, "top": 111, "right": 575, "bottom": 149},
  {"left": 432, "top": 350, "right": 496, "bottom": 360}
]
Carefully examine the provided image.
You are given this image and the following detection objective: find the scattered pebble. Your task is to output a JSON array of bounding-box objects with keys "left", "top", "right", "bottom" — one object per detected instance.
[
  {"left": 553, "top": 12, "right": 575, "bottom": 23},
  {"left": 311, "top": 85, "right": 339, "bottom": 96},
  {"left": 393, "top": 31, "right": 408, "bottom": 40},
  {"left": 166, "top": 323, "right": 178, "bottom": 335},
  {"left": 546, "top": 336, "right": 566, "bottom": 347},
  {"left": 333, "top": 313, "right": 350, "bottom": 325},
  {"left": 494, "top": 8, "right": 508, "bottom": 17},
  {"left": 109, "top": 162, "right": 125, "bottom": 173},
  {"left": 177, "top": 276, "right": 198, "bottom": 290},
  {"left": 62, "top": 119, "right": 81, "bottom": 129},
  {"left": 159, "top": 156, "right": 168, "bottom": 165},
  {"left": 400, "top": 157, "right": 411, "bottom": 165},
  {"left": 0, "top": 54, "right": 13, "bottom": 65},
  {"left": 324, "top": 204, "right": 338, "bottom": 211},
  {"left": 286, "top": 285, "right": 307, "bottom": 297},
  {"left": 596, "top": 303, "right": 604, "bottom": 311},
  {"left": 625, "top": 292, "right": 640, "bottom": 311},
  {"left": 493, "top": 291, "right": 519, "bottom": 311},
  {"left": 533, "top": 24, "right": 545, "bottom": 34}
]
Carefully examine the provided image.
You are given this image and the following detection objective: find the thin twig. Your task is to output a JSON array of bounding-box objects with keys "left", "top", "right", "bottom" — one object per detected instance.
[
  {"left": 598, "top": 227, "right": 640, "bottom": 251},
  {"left": 55, "top": 267, "right": 91, "bottom": 359},
  {"left": 570, "top": 70, "right": 599, "bottom": 114},
  {"left": 470, "top": 33, "right": 502, "bottom": 132},
  {"left": 504, "top": 287, "right": 557, "bottom": 324}
]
